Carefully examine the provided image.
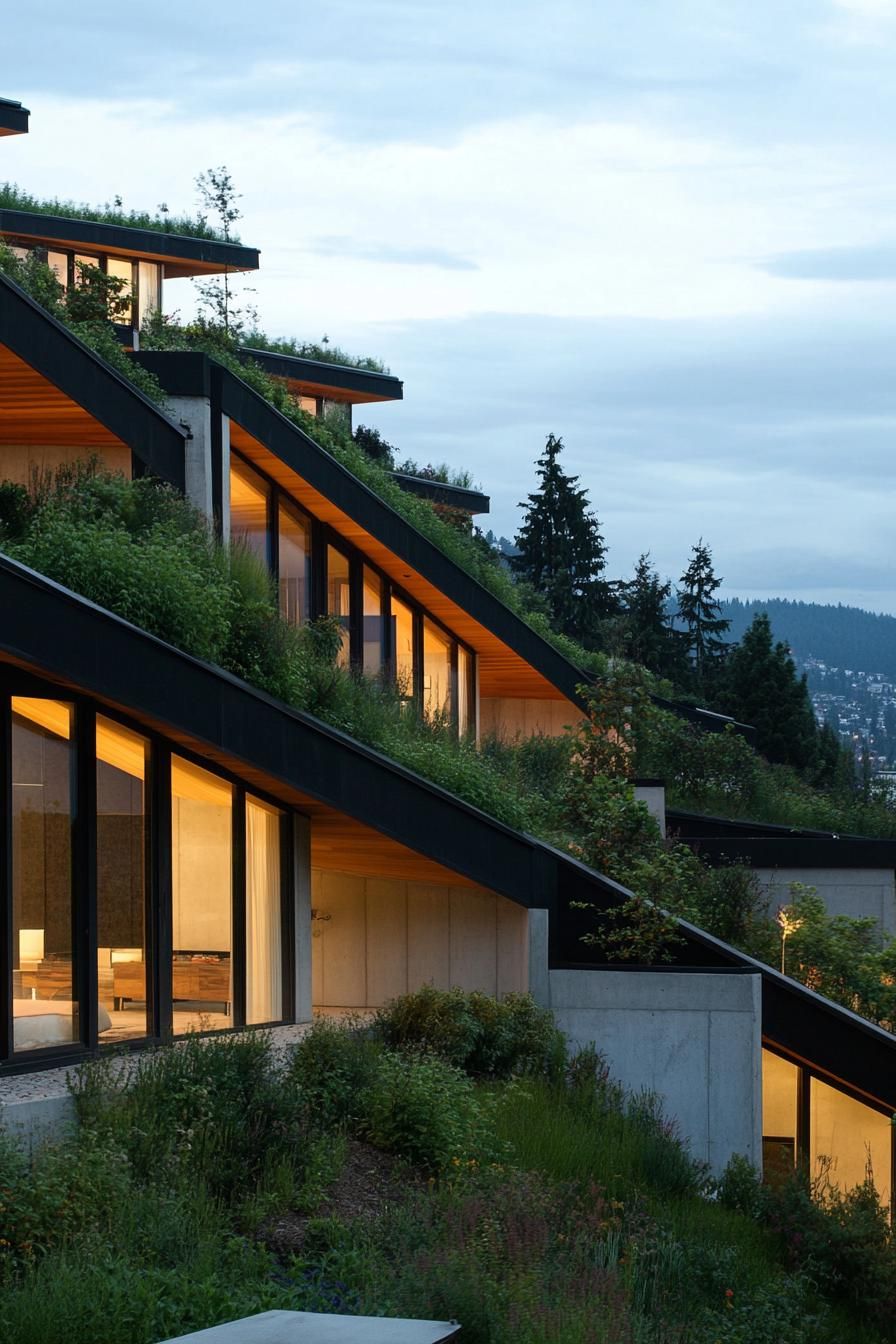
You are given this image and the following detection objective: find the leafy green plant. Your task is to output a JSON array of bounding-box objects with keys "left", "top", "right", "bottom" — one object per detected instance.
[
  {"left": 0, "top": 180, "right": 236, "bottom": 241},
  {"left": 372, "top": 986, "right": 565, "bottom": 1080}
]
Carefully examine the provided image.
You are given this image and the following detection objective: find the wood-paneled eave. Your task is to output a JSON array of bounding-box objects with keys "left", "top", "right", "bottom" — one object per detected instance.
[
  {"left": 0, "top": 342, "right": 126, "bottom": 448},
  {"left": 284, "top": 376, "right": 393, "bottom": 405},
  {"left": 229, "top": 422, "right": 574, "bottom": 704}
]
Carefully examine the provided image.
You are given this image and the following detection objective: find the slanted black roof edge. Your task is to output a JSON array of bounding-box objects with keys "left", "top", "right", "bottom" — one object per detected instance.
[
  {"left": 0, "top": 272, "right": 187, "bottom": 489},
  {"left": 683, "top": 835, "right": 896, "bottom": 870},
  {"left": 667, "top": 806, "right": 890, "bottom": 849},
  {"left": 391, "top": 471, "right": 490, "bottom": 515},
  {"left": 651, "top": 693, "right": 755, "bottom": 741},
  {"left": 0, "top": 209, "right": 259, "bottom": 272},
  {"left": 548, "top": 842, "right": 896, "bottom": 1111},
  {"left": 0, "top": 98, "right": 29, "bottom": 134},
  {"left": 239, "top": 346, "right": 403, "bottom": 401},
  {"left": 0, "top": 553, "right": 550, "bottom": 908},
  {"left": 133, "top": 350, "right": 590, "bottom": 708},
  {"left": 0, "top": 552, "right": 893, "bottom": 1108}
]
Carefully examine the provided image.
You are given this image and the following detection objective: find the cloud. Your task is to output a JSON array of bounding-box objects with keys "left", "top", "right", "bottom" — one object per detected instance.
[
  {"left": 307, "top": 236, "right": 478, "bottom": 272},
  {"left": 764, "top": 243, "right": 896, "bottom": 281}
]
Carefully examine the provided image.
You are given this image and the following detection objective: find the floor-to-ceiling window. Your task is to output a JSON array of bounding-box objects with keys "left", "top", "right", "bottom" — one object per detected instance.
[
  {"left": 97, "top": 716, "right": 149, "bottom": 1042},
  {"left": 171, "top": 756, "right": 234, "bottom": 1034},
  {"left": 762, "top": 1047, "right": 893, "bottom": 1212},
  {"left": 363, "top": 567, "right": 384, "bottom": 676},
  {"left": 327, "top": 545, "right": 352, "bottom": 668},
  {"left": 391, "top": 593, "right": 415, "bottom": 702},
  {"left": 230, "top": 456, "right": 270, "bottom": 567},
  {"left": 11, "top": 697, "right": 76, "bottom": 1052},
  {"left": 245, "top": 797, "right": 283, "bottom": 1025},
  {"left": 423, "top": 617, "right": 453, "bottom": 722},
  {"left": 278, "top": 500, "right": 311, "bottom": 626}
]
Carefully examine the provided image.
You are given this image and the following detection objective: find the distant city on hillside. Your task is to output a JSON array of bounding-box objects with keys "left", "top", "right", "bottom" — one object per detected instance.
[{"left": 720, "top": 598, "right": 896, "bottom": 772}]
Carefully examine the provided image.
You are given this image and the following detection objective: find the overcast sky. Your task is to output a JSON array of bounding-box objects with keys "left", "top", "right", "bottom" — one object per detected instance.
[{"left": 4, "top": 1, "right": 896, "bottom": 612}]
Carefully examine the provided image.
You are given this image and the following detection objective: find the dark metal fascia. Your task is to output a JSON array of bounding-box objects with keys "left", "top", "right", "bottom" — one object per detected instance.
[
  {"left": 238, "top": 347, "right": 403, "bottom": 401},
  {"left": 0, "top": 273, "right": 187, "bottom": 490},
  {"left": 0, "top": 209, "right": 259, "bottom": 272}
]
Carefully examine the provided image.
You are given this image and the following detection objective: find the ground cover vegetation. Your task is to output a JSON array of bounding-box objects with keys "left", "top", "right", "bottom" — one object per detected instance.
[{"left": 0, "top": 997, "right": 892, "bottom": 1343}]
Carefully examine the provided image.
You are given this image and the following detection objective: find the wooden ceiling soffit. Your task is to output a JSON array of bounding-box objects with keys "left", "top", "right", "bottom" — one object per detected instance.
[{"left": 0, "top": 343, "right": 125, "bottom": 448}]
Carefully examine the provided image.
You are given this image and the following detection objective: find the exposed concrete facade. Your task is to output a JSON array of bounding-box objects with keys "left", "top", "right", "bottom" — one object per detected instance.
[
  {"left": 310, "top": 870, "right": 529, "bottom": 1007},
  {"left": 168, "top": 395, "right": 213, "bottom": 520},
  {"left": 633, "top": 783, "right": 666, "bottom": 836},
  {"left": 548, "top": 968, "right": 763, "bottom": 1175},
  {"left": 756, "top": 867, "right": 896, "bottom": 939}
]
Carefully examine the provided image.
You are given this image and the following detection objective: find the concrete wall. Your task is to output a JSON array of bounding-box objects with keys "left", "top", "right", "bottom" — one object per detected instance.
[
  {"left": 549, "top": 968, "right": 762, "bottom": 1175},
  {"left": 0, "top": 443, "right": 131, "bottom": 483},
  {"left": 755, "top": 867, "right": 896, "bottom": 939},
  {"left": 633, "top": 784, "right": 666, "bottom": 836},
  {"left": 479, "top": 696, "right": 580, "bottom": 740},
  {"left": 310, "top": 870, "right": 529, "bottom": 1007}
]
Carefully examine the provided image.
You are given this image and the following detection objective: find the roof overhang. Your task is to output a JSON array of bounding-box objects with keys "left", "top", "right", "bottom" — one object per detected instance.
[
  {"left": 0, "top": 209, "right": 259, "bottom": 278},
  {"left": 391, "top": 472, "right": 490, "bottom": 516},
  {"left": 0, "top": 553, "right": 891, "bottom": 1111},
  {"left": 667, "top": 807, "right": 896, "bottom": 869},
  {"left": 239, "top": 347, "right": 403, "bottom": 405},
  {"left": 0, "top": 273, "right": 187, "bottom": 488},
  {"left": 0, "top": 98, "right": 29, "bottom": 137},
  {"left": 134, "top": 351, "right": 581, "bottom": 705}
]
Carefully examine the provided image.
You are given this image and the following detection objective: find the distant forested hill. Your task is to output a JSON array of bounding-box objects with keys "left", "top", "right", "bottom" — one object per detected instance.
[{"left": 719, "top": 599, "right": 896, "bottom": 678}]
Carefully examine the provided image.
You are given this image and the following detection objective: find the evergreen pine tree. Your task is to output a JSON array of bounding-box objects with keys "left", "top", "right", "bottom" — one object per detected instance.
[
  {"left": 512, "top": 434, "right": 616, "bottom": 647},
  {"left": 676, "top": 540, "right": 730, "bottom": 694},
  {"left": 618, "top": 553, "right": 684, "bottom": 680},
  {"left": 721, "top": 613, "right": 819, "bottom": 770}
]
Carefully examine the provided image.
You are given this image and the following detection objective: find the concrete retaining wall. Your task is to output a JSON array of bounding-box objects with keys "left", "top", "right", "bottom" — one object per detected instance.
[
  {"left": 549, "top": 968, "right": 762, "bottom": 1175},
  {"left": 755, "top": 867, "right": 896, "bottom": 938}
]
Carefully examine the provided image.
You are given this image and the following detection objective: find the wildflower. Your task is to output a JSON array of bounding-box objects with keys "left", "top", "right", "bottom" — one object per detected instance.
[{"left": 725, "top": 1288, "right": 734, "bottom": 1309}]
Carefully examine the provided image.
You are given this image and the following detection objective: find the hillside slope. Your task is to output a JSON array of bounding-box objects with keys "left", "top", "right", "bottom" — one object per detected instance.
[{"left": 720, "top": 598, "right": 896, "bottom": 677}]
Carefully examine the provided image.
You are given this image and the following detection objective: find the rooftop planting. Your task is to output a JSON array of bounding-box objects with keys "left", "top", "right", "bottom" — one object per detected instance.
[
  {"left": 2, "top": 463, "right": 896, "bottom": 1029},
  {"left": 242, "top": 329, "right": 390, "bottom": 374},
  {"left": 0, "top": 181, "right": 237, "bottom": 242}
]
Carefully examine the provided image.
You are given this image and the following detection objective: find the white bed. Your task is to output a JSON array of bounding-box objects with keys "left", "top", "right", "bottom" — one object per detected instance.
[{"left": 13, "top": 999, "right": 111, "bottom": 1051}]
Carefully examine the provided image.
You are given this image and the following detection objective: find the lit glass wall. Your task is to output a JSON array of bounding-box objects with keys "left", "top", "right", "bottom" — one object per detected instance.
[
  {"left": 762, "top": 1048, "right": 798, "bottom": 1185},
  {"left": 278, "top": 501, "right": 311, "bottom": 626},
  {"left": 391, "top": 594, "right": 415, "bottom": 700},
  {"left": 97, "top": 717, "right": 149, "bottom": 1041},
  {"left": 811, "top": 1076, "right": 892, "bottom": 1210},
  {"left": 230, "top": 457, "right": 270, "bottom": 567},
  {"left": 327, "top": 545, "right": 352, "bottom": 667},
  {"left": 245, "top": 797, "right": 283, "bottom": 1025},
  {"left": 363, "top": 567, "right": 384, "bottom": 676},
  {"left": 423, "top": 617, "right": 453, "bottom": 721},
  {"left": 171, "top": 757, "right": 234, "bottom": 1033},
  {"left": 11, "top": 697, "right": 76, "bottom": 1052}
]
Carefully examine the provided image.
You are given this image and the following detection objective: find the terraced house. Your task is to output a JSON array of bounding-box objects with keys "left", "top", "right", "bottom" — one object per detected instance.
[{"left": 2, "top": 97, "right": 895, "bottom": 1213}]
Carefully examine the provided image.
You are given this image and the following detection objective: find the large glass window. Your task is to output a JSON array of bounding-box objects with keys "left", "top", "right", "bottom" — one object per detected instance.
[
  {"left": 230, "top": 456, "right": 270, "bottom": 567},
  {"left": 458, "top": 645, "right": 474, "bottom": 737},
  {"left": 278, "top": 500, "right": 311, "bottom": 626},
  {"left": 106, "top": 256, "right": 134, "bottom": 325},
  {"left": 363, "top": 567, "right": 384, "bottom": 676},
  {"left": 246, "top": 797, "right": 283, "bottom": 1024},
  {"left": 171, "top": 757, "right": 233, "bottom": 1033},
  {"left": 423, "top": 617, "right": 454, "bottom": 722},
  {"left": 97, "top": 717, "right": 149, "bottom": 1042},
  {"left": 137, "top": 260, "right": 161, "bottom": 330},
  {"left": 762, "top": 1049, "right": 798, "bottom": 1185},
  {"left": 810, "top": 1076, "right": 892, "bottom": 1210},
  {"left": 11, "top": 697, "right": 76, "bottom": 1052},
  {"left": 47, "top": 250, "right": 68, "bottom": 290},
  {"left": 391, "top": 594, "right": 415, "bottom": 701},
  {"left": 327, "top": 545, "right": 352, "bottom": 668}
]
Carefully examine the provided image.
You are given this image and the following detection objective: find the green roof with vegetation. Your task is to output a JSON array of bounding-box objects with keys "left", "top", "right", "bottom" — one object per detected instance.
[
  {"left": 0, "top": 181, "right": 236, "bottom": 242},
  {"left": 242, "top": 330, "right": 390, "bottom": 374}
]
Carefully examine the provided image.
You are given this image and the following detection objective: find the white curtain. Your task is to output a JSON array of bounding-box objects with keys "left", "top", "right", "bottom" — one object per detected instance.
[{"left": 246, "top": 799, "right": 282, "bottom": 1024}]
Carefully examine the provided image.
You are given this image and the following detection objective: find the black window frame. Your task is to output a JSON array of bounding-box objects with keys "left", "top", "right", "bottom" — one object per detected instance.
[
  {"left": 0, "top": 667, "right": 296, "bottom": 1074},
  {"left": 228, "top": 447, "right": 477, "bottom": 735}
]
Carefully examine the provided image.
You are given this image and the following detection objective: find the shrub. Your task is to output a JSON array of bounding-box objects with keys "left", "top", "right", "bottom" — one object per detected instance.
[
  {"left": 361, "top": 1049, "right": 501, "bottom": 1172},
  {"left": 285, "top": 1018, "right": 381, "bottom": 1130},
  {"left": 372, "top": 986, "right": 565, "bottom": 1080}
]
